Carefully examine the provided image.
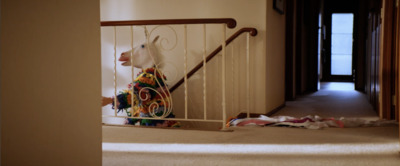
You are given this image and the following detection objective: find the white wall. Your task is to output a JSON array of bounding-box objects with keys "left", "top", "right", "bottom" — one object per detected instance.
[
  {"left": 265, "top": 0, "right": 286, "bottom": 111},
  {"left": 1, "top": 0, "right": 102, "bottom": 165}
]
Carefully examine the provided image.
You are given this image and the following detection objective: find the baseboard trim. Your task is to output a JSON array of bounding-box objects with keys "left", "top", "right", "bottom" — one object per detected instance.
[{"left": 265, "top": 103, "right": 286, "bottom": 116}]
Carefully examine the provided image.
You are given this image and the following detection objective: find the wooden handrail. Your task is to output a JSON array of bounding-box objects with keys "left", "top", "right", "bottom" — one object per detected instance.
[
  {"left": 169, "top": 27, "right": 258, "bottom": 93},
  {"left": 101, "top": 18, "right": 237, "bottom": 29}
]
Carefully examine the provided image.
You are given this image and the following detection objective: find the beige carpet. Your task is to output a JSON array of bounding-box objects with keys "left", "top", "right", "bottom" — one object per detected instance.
[
  {"left": 103, "top": 82, "right": 400, "bottom": 166},
  {"left": 273, "top": 82, "right": 378, "bottom": 118}
]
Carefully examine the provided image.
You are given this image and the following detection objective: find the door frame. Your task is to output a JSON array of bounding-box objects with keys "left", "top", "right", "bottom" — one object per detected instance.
[
  {"left": 395, "top": 0, "right": 400, "bottom": 148},
  {"left": 395, "top": 0, "right": 400, "bottom": 122},
  {"left": 379, "top": 0, "right": 396, "bottom": 120}
]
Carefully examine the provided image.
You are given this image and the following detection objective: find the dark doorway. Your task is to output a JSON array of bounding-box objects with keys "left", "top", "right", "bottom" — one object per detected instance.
[
  {"left": 285, "top": 0, "right": 398, "bottom": 120},
  {"left": 320, "top": 0, "right": 358, "bottom": 82},
  {"left": 285, "top": 0, "right": 367, "bottom": 99}
]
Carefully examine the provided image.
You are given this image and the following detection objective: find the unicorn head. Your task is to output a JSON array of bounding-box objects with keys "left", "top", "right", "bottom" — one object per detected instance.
[{"left": 119, "top": 36, "right": 161, "bottom": 69}]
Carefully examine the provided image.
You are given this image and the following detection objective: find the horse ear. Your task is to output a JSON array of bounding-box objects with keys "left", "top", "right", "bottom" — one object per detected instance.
[{"left": 152, "top": 36, "right": 160, "bottom": 44}]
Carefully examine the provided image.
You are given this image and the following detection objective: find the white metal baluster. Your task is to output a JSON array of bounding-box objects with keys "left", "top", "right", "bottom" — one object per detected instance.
[
  {"left": 203, "top": 24, "right": 207, "bottom": 120},
  {"left": 246, "top": 33, "right": 250, "bottom": 118},
  {"left": 231, "top": 44, "right": 234, "bottom": 116},
  {"left": 184, "top": 25, "right": 188, "bottom": 120},
  {"left": 221, "top": 25, "right": 227, "bottom": 130},
  {"left": 236, "top": 44, "right": 240, "bottom": 117},
  {"left": 130, "top": 26, "right": 134, "bottom": 117},
  {"left": 113, "top": 26, "right": 118, "bottom": 117}
]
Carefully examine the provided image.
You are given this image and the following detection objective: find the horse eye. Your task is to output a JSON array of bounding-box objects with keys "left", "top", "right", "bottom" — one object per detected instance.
[{"left": 141, "top": 44, "right": 145, "bottom": 48}]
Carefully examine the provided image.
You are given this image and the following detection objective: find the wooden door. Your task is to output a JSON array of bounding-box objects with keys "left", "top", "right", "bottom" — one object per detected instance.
[
  {"left": 366, "top": 10, "right": 381, "bottom": 112},
  {"left": 380, "top": 0, "right": 396, "bottom": 119},
  {"left": 395, "top": 0, "right": 400, "bottom": 122},
  {"left": 392, "top": 0, "right": 400, "bottom": 149}
]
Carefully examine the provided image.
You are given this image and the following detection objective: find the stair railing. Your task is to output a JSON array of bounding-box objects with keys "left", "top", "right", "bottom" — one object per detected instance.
[{"left": 101, "top": 18, "right": 257, "bottom": 130}]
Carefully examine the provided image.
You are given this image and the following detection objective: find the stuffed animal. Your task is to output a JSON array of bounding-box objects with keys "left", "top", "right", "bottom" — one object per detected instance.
[{"left": 102, "top": 36, "right": 179, "bottom": 127}]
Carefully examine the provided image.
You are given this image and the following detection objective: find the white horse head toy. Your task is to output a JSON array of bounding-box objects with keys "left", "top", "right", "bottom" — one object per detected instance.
[
  {"left": 117, "top": 35, "right": 173, "bottom": 118},
  {"left": 119, "top": 36, "right": 161, "bottom": 69}
]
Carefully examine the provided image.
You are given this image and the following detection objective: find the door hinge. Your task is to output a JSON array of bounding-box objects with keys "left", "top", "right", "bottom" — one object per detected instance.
[
  {"left": 397, "top": 0, "right": 399, "bottom": 7},
  {"left": 392, "top": 95, "right": 396, "bottom": 106}
]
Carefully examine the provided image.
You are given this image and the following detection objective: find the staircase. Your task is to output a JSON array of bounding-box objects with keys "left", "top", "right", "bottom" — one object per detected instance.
[{"left": 101, "top": 18, "right": 258, "bottom": 129}]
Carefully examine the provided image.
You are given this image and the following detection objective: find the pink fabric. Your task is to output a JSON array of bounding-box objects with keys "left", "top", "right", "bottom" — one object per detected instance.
[{"left": 228, "top": 115, "right": 395, "bottom": 129}]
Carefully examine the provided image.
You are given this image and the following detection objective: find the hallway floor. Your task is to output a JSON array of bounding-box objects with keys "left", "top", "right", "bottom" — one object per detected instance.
[
  {"left": 103, "top": 82, "right": 399, "bottom": 166},
  {"left": 274, "top": 82, "right": 378, "bottom": 118}
]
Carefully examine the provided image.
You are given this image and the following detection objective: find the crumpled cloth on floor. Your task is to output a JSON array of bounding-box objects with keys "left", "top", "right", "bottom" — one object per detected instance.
[{"left": 227, "top": 115, "right": 398, "bottom": 129}]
